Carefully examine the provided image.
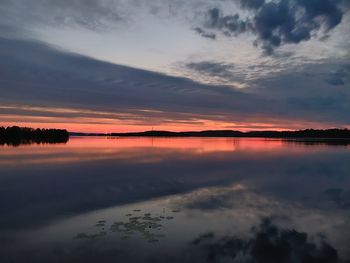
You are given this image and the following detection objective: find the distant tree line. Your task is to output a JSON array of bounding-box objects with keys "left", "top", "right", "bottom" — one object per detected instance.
[
  {"left": 0, "top": 126, "right": 69, "bottom": 146},
  {"left": 246, "top": 129, "right": 350, "bottom": 138},
  {"left": 110, "top": 129, "right": 350, "bottom": 139}
]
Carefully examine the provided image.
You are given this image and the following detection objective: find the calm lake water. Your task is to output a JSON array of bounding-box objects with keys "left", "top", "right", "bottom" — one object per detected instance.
[{"left": 1, "top": 137, "right": 350, "bottom": 263}]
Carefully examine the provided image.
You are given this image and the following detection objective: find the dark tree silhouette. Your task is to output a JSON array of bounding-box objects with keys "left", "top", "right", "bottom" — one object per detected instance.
[
  {"left": 0, "top": 126, "right": 69, "bottom": 146},
  {"left": 109, "top": 129, "right": 350, "bottom": 139}
]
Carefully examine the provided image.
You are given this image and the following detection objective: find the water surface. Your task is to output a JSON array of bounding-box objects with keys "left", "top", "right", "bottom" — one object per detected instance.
[{"left": 1, "top": 137, "right": 349, "bottom": 262}]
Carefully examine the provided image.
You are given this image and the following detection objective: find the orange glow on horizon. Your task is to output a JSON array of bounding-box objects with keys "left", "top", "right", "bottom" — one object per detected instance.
[
  {"left": 0, "top": 104, "right": 345, "bottom": 133},
  {"left": 0, "top": 119, "right": 342, "bottom": 133},
  {"left": 0, "top": 115, "right": 342, "bottom": 133}
]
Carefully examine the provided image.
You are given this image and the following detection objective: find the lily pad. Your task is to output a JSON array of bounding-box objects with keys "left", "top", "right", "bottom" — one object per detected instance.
[{"left": 75, "top": 209, "right": 174, "bottom": 242}]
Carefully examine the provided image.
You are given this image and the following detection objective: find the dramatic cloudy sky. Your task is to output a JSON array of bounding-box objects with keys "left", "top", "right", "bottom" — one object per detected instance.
[{"left": 0, "top": 0, "right": 349, "bottom": 132}]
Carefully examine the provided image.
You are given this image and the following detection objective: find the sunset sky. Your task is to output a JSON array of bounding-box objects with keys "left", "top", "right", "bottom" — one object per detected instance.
[{"left": 0, "top": 0, "right": 349, "bottom": 132}]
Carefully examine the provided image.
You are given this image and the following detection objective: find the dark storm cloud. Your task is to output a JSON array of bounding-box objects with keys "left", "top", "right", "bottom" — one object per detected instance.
[
  {"left": 198, "top": 0, "right": 348, "bottom": 53},
  {"left": 240, "top": 0, "right": 265, "bottom": 10},
  {"left": 204, "top": 7, "right": 250, "bottom": 36},
  {"left": 253, "top": 0, "right": 345, "bottom": 54},
  {"left": 185, "top": 61, "right": 235, "bottom": 78}
]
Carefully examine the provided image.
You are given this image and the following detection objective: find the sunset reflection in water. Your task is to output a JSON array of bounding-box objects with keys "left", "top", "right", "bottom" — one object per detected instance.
[
  {"left": 0, "top": 136, "right": 341, "bottom": 166},
  {"left": 0, "top": 137, "right": 349, "bottom": 263}
]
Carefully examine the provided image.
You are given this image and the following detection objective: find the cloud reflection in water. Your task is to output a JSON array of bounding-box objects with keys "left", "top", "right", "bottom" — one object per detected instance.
[{"left": 0, "top": 137, "right": 349, "bottom": 262}]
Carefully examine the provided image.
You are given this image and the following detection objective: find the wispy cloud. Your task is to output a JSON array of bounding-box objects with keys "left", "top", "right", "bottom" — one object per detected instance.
[{"left": 0, "top": 37, "right": 349, "bottom": 131}]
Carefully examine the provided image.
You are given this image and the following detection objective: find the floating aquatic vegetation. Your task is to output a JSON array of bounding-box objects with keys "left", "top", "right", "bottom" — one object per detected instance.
[
  {"left": 142, "top": 216, "right": 161, "bottom": 222},
  {"left": 74, "top": 208, "right": 179, "bottom": 242},
  {"left": 107, "top": 211, "right": 172, "bottom": 242},
  {"left": 95, "top": 220, "right": 106, "bottom": 227}
]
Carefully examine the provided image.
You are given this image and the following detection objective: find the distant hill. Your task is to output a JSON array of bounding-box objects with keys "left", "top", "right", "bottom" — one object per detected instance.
[
  {"left": 0, "top": 126, "right": 69, "bottom": 146},
  {"left": 108, "top": 129, "right": 350, "bottom": 139}
]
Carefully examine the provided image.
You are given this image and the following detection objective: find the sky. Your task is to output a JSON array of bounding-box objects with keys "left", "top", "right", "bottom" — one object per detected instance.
[{"left": 0, "top": 0, "right": 349, "bottom": 132}]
